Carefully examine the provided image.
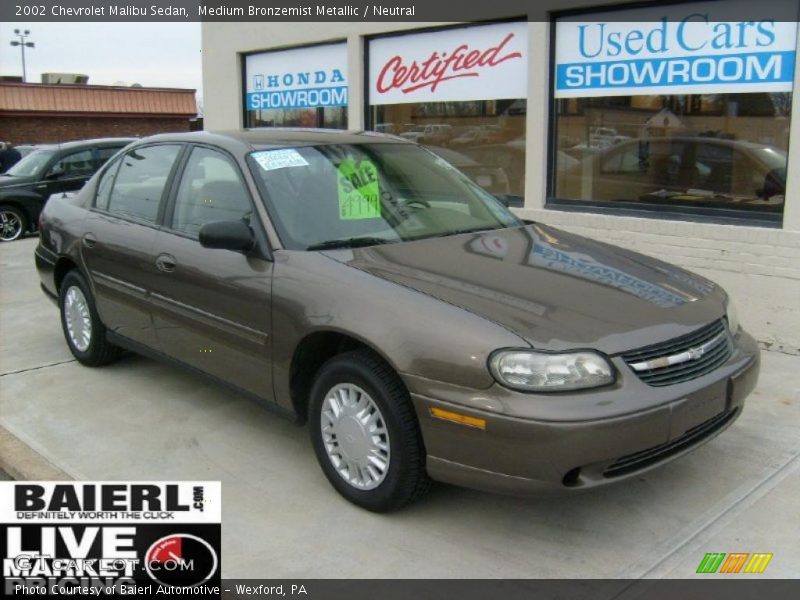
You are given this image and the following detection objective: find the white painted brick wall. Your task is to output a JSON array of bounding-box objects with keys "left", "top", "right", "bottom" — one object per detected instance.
[{"left": 515, "top": 208, "right": 800, "bottom": 355}]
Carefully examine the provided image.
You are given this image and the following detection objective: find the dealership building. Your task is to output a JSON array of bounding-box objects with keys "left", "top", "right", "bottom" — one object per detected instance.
[{"left": 201, "top": 0, "right": 800, "bottom": 354}]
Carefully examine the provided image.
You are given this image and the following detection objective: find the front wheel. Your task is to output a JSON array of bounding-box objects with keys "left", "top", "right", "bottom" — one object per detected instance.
[
  {"left": 0, "top": 205, "right": 26, "bottom": 242},
  {"left": 309, "top": 349, "right": 431, "bottom": 512},
  {"left": 59, "top": 270, "right": 122, "bottom": 366}
]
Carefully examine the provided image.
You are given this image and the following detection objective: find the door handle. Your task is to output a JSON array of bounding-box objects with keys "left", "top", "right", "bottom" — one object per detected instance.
[
  {"left": 82, "top": 233, "right": 97, "bottom": 249},
  {"left": 155, "top": 253, "right": 177, "bottom": 273}
]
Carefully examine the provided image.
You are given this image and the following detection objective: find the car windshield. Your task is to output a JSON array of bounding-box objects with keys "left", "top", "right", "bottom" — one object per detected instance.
[
  {"left": 5, "top": 149, "right": 55, "bottom": 177},
  {"left": 247, "top": 143, "right": 522, "bottom": 251}
]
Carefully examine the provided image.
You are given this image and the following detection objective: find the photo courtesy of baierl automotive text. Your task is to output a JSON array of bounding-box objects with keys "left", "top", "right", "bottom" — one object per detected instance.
[{"left": 0, "top": 0, "right": 799, "bottom": 596}]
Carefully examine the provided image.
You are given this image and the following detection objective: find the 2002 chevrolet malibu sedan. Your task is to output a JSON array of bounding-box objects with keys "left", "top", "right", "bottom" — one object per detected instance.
[{"left": 35, "top": 130, "right": 760, "bottom": 511}]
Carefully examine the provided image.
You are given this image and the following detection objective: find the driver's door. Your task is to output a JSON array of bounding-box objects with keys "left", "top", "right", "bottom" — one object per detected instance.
[{"left": 148, "top": 145, "right": 274, "bottom": 402}]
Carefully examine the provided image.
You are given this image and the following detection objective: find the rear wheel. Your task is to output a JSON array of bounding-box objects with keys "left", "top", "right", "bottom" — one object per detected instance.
[
  {"left": 309, "top": 349, "right": 430, "bottom": 512},
  {"left": 59, "top": 270, "right": 122, "bottom": 366},
  {"left": 0, "top": 205, "right": 26, "bottom": 242}
]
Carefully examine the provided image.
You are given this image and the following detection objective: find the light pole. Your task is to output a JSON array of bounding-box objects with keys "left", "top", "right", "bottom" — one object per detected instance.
[{"left": 10, "top": 29, "right": 35, "bottom": 83}]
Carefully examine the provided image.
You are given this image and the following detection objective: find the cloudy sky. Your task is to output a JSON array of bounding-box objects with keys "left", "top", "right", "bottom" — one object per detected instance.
[{"left": 0, "top": 23, "right": 202, "bottom": 94}]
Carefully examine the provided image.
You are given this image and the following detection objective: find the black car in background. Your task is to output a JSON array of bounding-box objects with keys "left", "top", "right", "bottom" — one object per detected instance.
[{"left": 0, "top": 138, "right": 134, "bottom": 242}]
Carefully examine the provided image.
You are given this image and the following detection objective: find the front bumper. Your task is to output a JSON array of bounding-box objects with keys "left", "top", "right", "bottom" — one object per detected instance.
[{"left": 408, "top": 330, "right": 760, "bottom": 497}]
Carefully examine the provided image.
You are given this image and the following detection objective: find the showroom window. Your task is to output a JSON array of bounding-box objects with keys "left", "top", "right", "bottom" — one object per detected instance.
[
  {"left": 243, "top": 42, "right": 348, "bottom": 129},
  {"left": 550, "top": 3, "right": 797, "bottom": 223},
  {"left": 367, "top": 22, "right": 528, "bottom": 204}
]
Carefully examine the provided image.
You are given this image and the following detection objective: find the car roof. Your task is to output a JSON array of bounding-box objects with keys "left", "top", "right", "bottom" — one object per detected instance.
[
  {"left": 134, "top": 129, "right": 412, "bottom": 152},
  {"left": 34, "top": 137, "right": 137, "bottom": 151}
]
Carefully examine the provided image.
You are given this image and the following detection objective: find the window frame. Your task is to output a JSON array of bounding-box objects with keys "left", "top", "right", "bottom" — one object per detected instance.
[{"left": 545, "top": 5, "right": 790, "bottom": 228}]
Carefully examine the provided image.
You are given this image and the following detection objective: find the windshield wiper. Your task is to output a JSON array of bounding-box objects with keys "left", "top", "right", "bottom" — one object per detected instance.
[
  {"left": 306, "top": 237, "right": 393, "bottom": 251},
  {"left": 438, "top": 226, "right": 499, "bottom": 238}
]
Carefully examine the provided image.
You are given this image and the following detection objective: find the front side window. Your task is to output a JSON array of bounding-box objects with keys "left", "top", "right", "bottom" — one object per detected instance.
[
  {"left": 47, "top": 149, "right": 95, "bottom": 179},
  {"left": 248, "top": 143, "right": 521, "bottom": 250},
  {"left": 171, "top": 147, "right": 253, "bottom": 236},
  {"left": 551, "top": 3, "right": 797, "bottom": 222},
  {"left": 106, "top": 145, "right": 181, "bottom": 223},
  {"left": 95, "top": 146, "right": 125, "bottom": 168}
]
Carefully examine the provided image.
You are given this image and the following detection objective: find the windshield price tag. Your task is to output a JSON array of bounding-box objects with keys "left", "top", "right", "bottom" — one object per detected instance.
[
  {"left": 337, "top": 159, "right": 381, "bottom": 220},
  {"left": 252, "top": 149, "right": 309, "bottom": 171}
]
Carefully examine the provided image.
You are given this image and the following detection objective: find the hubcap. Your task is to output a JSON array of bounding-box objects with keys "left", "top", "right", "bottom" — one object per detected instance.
[
  {"left": 64, "top": 286, "right": 92, "bottom": 352},
  {"left": 0, "top": 210, "right": 22, "bottom": 242},
  {"left": 320, "top": 383, "right": 390, "bottom": 490}
]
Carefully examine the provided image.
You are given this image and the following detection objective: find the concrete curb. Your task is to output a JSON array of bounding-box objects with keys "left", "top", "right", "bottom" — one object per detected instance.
[{"left": 0, "top": 426, "right": 72, "bottom": 481}]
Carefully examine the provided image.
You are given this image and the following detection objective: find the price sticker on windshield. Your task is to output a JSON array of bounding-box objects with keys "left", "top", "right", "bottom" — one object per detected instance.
[{"left": 337, "top": 158, "right": 381, "bottom": 220}]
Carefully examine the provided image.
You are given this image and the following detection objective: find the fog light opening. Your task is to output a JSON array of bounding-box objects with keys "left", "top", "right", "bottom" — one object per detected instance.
[{"left": 562, "top": 467, "right": 581, "bottom": 487}]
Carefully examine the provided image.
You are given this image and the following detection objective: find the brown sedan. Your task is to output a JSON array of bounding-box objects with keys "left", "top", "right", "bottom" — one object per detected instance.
[{"left": 35, "top": 130, "right": 760, "bottom": 511}]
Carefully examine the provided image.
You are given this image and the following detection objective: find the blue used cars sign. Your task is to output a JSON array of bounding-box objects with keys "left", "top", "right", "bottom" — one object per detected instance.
[{"left": 554, "top": 0, "right": 798, "bottom": 98}]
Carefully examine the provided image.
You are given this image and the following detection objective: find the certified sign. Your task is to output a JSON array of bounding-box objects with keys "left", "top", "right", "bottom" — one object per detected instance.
[
  {"left": 245, "top": 43, "right": 348, "bottom": 111},
  {"left": 555, "top": 0, "right": 798, "bottom": 98},
  {"left": 369, "top": 22, "right": 528, "bottom": 105}
]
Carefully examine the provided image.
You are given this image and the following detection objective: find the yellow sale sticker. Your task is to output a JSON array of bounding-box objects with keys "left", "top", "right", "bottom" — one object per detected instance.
[{"left": 337, "top": 158, "right": 381, "bottom": 220}]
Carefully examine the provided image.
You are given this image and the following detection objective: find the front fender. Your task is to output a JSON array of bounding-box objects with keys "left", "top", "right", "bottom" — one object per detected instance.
[{"left": 270, "top": 251, "right": 529, "bottom": 412}]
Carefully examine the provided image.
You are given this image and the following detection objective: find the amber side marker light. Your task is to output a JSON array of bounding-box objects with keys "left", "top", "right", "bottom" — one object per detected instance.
[{"left": 430, "top": 407, "right": 486, "bottom": 430}]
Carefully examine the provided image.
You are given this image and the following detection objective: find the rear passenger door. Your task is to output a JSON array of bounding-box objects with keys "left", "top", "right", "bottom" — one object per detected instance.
[
  {"left": 82, "top": 144, "right": 184, "bottom": 349},
  {"left": 149, "top": 145, "right": 274, "bottom": 401}
]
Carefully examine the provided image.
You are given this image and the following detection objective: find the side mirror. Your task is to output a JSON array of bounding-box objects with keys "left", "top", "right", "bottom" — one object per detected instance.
[
  {"left": 199, "top": 220, "right": 255, "bottom": 252},
  {"left": 45, "top": 167, "right": 65, "bottom": 180}
]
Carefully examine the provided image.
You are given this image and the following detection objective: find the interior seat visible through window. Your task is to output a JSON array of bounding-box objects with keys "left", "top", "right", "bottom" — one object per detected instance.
[{"left": 171, "top": 147, "right": 253, "bottom": 236}]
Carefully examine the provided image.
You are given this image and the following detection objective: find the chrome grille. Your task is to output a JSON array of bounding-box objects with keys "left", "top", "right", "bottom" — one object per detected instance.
[{"left": 621, "top": 319, "right": 732, "bottom": 387}]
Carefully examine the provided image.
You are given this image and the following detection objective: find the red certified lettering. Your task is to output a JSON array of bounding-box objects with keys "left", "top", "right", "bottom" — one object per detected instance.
[{"left": 376, "top": 33, "right": 522, "bottom": 95}]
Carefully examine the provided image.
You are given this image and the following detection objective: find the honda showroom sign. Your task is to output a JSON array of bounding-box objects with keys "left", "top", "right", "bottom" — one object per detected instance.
[
  {"left": 369, "top": 22, "right": 528, "bottom": 105},
  {"left": 555, "top": 0, "right": 797, "bottom": 98},
  {"left": 245, "top": 42, "right": 348, "bottom": 111}
]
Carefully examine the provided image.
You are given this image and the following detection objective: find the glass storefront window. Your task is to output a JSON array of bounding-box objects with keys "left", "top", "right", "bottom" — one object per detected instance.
[
  {"left": 367, "top": 22, "right": 529, "bottom": 206},
  {"left": 243, "top": 42, "right": 348, "bottom": 130},
  {"left": 553, "top": 93, "right": 790, "bottom": 217},
  {"left": 246, "top": 106, "right": 347, "bottom": 129},
  {"left": 551, "top": 4, "right": 797, "bottom": 222},
  {"left": 370, "top": 100, "right": 527, "bottom": 203}
]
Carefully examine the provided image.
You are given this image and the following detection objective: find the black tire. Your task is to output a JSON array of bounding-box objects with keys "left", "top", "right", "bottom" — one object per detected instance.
[
  {"left": 0, "top": 204, "right": 26, "bottom": 242},
  {"left": 59, "top": 270, "right": 122, "bottom": 366},
  {"left": 309, "top": 349, "right": 431, "bottom": 512}
]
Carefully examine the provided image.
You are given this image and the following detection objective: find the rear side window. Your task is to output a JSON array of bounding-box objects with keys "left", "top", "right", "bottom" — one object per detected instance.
[
  {"left": 95, "top": 159, "right": 121, "bottom": 211},
  {"left": 106, "top": 145, "right": 181, "bottom": 223}
]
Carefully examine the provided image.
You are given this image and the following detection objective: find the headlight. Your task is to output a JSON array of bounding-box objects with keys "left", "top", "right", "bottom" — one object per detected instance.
[
  {"left": 489, "top": 350, "right": 614, "bottom": 392},
  {"left": 726, "top": 297, "right": 740, "bottom": 334}
]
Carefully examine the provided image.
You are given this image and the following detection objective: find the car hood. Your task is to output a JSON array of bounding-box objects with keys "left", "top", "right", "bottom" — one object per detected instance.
[{"left": 326, "top": 224, "right": 726, "bottom": 354}]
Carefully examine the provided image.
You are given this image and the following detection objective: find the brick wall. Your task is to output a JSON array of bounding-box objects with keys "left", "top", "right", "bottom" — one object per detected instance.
[
  {"left": 516, "top": 208, "right": 800, "bottom": 356},
  {"left": 0, "top": 115, "right": 191, "bottom": 144}
]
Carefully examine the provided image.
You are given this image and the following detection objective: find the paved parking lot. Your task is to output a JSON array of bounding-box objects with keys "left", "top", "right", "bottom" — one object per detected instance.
[{"left": 1, "top": 236, "right": 798, "bottom": 578}]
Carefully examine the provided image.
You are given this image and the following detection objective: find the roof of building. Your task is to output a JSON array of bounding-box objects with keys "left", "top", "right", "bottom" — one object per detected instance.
[{"left": 0, "top": 82, "right": 197, "bottom": 117}]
